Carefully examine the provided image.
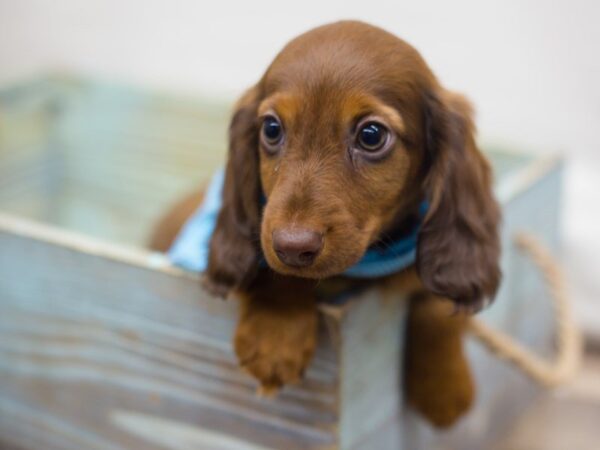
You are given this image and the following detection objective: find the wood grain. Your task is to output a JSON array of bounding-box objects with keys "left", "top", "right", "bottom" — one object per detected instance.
[{"left": 0, "top": 227, "right": 340, "bottom": 449}]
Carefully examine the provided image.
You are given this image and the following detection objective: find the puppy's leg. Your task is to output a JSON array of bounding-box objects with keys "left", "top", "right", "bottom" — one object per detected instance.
[
  {"left": 404, "top": 294, "right": 474, "bottom": 427},
  {"left": 235, "top": 271, "right": 318, "bottom": 395}
]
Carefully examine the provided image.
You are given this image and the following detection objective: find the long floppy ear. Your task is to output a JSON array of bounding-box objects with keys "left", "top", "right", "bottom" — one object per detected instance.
[
  {"left": 204, "top": 87, "right": 262, "bottom": 298},
  {"left": 417, "top": 90, "right": 501, "bottom": 312}
]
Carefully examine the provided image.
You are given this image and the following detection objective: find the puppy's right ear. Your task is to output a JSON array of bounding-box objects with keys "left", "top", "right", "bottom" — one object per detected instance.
[{"left": 204, "top": 86, "right": 263, "bottom": 298}]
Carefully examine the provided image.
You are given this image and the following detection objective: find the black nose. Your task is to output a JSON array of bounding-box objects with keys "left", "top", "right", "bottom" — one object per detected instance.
[{"left": 272, "top": 228, "right": 323, "bottom": 268}]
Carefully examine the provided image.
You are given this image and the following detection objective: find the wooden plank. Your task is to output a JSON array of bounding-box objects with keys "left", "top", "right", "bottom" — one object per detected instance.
[
  {"left": 0, "top": 76, "right": 231, "bottom": 247},
  {"left": 336, "top": 290, "right": 407, "bottom": 450},
  {"left": 0, "top": 223, "right": 340, "bottom": 450}
]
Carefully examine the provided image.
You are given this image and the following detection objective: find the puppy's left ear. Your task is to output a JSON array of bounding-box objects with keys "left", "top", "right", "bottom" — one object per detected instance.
[{"left": 417, "top": 90, "right": 501, "bottom": 312}]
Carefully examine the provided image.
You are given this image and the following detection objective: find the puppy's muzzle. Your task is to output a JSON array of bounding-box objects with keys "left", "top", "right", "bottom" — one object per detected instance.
[{"left": 272, "top": 228, "right": 323, "bottom": 268}]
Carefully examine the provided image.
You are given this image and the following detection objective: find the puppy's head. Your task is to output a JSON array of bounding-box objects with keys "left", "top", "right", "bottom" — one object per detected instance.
[{"left": 206, "top": 21, "right": 501, "bottom": 310}]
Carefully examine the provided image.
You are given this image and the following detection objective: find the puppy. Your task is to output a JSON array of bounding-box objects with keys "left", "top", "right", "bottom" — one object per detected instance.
[{"left": 151, "top": 20, "right": 501, "bottom": 428}]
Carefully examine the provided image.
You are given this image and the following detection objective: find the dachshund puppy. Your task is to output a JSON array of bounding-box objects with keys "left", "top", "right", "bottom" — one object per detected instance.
[{"left": 150, "top": 20, "right": 501, "bottom": 428}]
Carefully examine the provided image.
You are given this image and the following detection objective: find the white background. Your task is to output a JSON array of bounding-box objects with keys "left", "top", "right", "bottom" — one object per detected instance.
[{"left": 0, "top": 0, "right": 599, "bottom": 329}]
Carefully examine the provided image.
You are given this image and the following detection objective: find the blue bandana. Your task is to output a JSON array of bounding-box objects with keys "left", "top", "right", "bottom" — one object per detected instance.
[{"left": 169, "top": 169, "right": 427, "bottom": 279}]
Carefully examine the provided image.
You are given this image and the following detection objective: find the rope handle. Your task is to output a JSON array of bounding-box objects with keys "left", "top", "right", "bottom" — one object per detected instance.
[{"left": 467, "top": 231, "right": 583, "bottom": 387}]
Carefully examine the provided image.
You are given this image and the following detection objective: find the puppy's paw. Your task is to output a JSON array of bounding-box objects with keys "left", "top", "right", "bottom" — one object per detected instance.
[
  {"left": 234, "top": 304, "right": 317, "bottom": 393},
  {"left": 406, "top": 360, "right": 475, "bottom": 428}
]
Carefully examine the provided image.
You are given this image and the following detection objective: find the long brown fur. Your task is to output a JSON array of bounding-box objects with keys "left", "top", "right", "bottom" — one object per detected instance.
[{"left": 150, "top": 20, "right": 501, "bottom": 428}]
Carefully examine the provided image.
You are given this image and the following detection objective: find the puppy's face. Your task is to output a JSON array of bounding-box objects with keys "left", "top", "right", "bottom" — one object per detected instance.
[
  {"left": 258, "top": 88, "right": 419, "bottom": 278},
  {"left": 255, "top": 25, "right": 431, "bottom": 278},
  {"left": 208, "top": 21, "right": 501, "bottom": 310}
]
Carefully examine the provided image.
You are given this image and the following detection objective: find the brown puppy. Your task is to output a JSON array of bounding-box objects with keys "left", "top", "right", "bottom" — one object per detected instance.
[{"left": 151, "top": 21, "right": 501, "bottom": 428}]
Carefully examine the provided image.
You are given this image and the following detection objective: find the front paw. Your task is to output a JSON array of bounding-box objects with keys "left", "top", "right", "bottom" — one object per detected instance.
[
  {"left": 234, "top": 304, "right": 317, "bottom": 395},
  {"left": 406, "top": 366, "right": 475, "bottom": 428}
]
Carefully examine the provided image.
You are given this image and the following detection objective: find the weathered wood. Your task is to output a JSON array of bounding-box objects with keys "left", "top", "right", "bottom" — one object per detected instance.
[
  {"left": 0, "top": 214, "right": 340, "bottom": 450},
  {"left": 0, "top": 76, "right": 564, "bottom": 449},
  {"left": 0, "top": 76, "right": 230, "bottom": 246},
  {"left": 336, "top": 292, "right": 406, "bottom": 450}
]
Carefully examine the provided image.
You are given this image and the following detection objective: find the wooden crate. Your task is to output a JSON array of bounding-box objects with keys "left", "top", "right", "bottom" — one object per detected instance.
[{"left": 0, "top": 76, "right": 563, "bottom": 450}]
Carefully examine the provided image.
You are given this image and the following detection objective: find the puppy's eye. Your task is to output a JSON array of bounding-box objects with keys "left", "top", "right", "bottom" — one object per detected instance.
[
  {"left": 357, "top": 122, "right": 388, "bottom": 151},
  {"left": 261, "top": 115, "right": 284, "bottom": 151}
]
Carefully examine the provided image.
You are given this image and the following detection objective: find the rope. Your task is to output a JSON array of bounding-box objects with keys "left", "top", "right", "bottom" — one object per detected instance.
[{"left": 467, "top": 231, "right": 583, "bottom": 387}]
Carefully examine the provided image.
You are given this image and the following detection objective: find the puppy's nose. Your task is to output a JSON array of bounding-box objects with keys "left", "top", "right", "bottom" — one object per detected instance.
[{"left": 272, "top": 228, "right": 323, "bottom": 268}]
